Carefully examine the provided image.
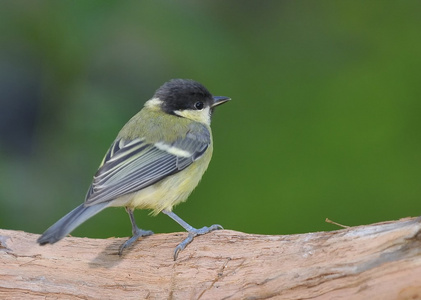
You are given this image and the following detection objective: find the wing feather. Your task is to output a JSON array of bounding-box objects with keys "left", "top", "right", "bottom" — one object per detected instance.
[{"left": 84, "top": 123, "right": 210, "bottom": 206}]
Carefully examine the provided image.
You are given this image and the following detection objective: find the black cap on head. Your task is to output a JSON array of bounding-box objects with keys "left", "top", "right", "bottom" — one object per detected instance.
[{"left": 154, "top": 79, "right": 214, "bottom": 114}]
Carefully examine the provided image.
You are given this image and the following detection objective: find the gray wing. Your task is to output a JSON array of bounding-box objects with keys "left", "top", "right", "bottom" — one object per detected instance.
[{"left": 84, "top": 123, "right": 211, "bottom": 206}]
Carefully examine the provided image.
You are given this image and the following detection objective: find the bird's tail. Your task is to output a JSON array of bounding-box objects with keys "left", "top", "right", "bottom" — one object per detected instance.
[{"left": 37, "top": 202, "right": 109, "bottom": 245}]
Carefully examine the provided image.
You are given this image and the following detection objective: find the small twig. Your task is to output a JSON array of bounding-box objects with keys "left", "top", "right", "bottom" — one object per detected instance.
[{"left": 325, "top": 217, "right": 350, "bottom": 228}]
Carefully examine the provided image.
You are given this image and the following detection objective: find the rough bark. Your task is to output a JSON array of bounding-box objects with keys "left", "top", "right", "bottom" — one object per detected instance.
[{"left": 1, "top": 217, "right": 421, "bottom": 299}]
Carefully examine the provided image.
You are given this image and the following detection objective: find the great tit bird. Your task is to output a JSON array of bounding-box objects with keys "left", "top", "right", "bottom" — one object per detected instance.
[{"left": 37, "top": 79, "right": 230, "bottom": 260}]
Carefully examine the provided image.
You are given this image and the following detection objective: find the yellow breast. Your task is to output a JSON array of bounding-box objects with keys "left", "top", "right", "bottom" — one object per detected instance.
[{"left": 109, "top": 143, "right": 213, "bottom": 215}]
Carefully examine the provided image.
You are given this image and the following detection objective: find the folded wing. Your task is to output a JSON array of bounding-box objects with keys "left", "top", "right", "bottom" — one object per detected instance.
[{"left": 84, "top": 123, "right": 210, "bottom": 206}]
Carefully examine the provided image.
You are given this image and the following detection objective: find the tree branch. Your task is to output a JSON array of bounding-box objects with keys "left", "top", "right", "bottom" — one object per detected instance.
[{"left": 1, "top": 217, "right": 421, "bottom": 299}]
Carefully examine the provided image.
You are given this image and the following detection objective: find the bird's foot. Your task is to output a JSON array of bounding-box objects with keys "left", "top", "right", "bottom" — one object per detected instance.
[
  {"left": 173, "top": 224, "right": 223, "bottom": 260},
  {"left": 118, "top": 227, "right": 154, "bottom": 255}
]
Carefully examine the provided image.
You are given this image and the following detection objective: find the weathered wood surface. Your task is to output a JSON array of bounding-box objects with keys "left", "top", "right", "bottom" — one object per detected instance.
[{"left": 1, "top": 217, "right": 421, "bottom": 299}]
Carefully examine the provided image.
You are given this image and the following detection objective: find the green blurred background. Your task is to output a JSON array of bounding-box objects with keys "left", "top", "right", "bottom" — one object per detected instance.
[{"left": 1, "top": 1, "right": 420, "bottom": 239}]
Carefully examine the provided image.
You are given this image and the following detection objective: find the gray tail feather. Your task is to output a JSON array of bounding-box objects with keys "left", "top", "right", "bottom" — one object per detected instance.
[{"left": 37, "top": 202, "right": 109, "bottom": 245}]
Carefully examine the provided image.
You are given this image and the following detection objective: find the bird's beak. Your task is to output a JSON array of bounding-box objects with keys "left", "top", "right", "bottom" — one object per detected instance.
[{"left": 212, "top": 96, "right": 231, "bottom": 108}]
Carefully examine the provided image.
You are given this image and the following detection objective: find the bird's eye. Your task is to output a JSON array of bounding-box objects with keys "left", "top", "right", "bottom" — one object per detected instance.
[{"left": 194, "top": 101, "right": 204, "bottom": 110}]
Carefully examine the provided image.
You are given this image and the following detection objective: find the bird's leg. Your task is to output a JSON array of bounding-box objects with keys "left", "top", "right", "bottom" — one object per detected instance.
[
  {"left": 162, "top": 209, "right": 223, "bottom": 260},
  {"left": 118, "top": 207, "right": 153, "bottom": 255}
]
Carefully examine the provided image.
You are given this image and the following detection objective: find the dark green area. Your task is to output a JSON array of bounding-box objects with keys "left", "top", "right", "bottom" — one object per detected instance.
[{"left": 1, "top": 1, "right": 420, "bottom": 239}]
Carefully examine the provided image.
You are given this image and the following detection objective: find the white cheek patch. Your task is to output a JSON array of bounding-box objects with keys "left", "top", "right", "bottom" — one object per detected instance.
[
  {"left": 174, "top": 106, "right": 211, "bottom": 125},
  {"left": 202, "top": 107, "right": 211, "bottom": 125},
  {"left": 155, "top": 142, "right": 192, "bottom": 157}
]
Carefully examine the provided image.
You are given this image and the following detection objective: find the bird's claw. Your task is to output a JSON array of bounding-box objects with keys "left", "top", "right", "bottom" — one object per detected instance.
[
  {"left": 173, "top": 224, "right": 223, "bottom": 260},
  {"left": 118, "top": 228, "right": 153, "bottom": 256}
]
